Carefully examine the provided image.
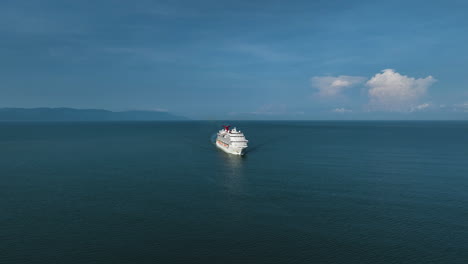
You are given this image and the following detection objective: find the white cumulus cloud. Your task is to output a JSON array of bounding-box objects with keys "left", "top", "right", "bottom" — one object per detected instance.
[
  {"left": 367, "top": 69, "right": 436, "bottom": 111},
  {"left": 332, "top": 108, "right": 352, "bottom": 113},
  {"left": 453, "top": 102, "right": 468, "bottom": 112},
  {"left": 410, "top": 103, "right": 431, "bottom": 112},
  {"left": 312, "top": 75, "right": 366, "bottom": 97}
]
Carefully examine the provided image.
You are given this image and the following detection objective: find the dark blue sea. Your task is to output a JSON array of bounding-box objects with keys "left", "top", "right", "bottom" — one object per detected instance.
[{"left": 1, "top": 121, "right": 468, "bottom": 263}]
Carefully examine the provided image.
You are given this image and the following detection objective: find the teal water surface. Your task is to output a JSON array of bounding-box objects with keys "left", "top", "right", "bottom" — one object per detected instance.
[{"left": 1, "top": 121, "right": 468, "bottom": 263}]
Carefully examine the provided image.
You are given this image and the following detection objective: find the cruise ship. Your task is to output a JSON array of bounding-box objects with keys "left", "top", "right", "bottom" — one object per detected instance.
[{"left": 216, "top": 125, "right": 248, "bottom": 155}]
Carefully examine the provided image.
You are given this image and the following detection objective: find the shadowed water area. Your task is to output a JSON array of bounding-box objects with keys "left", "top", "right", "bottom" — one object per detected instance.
[{"left": 1, "top": 121, "right": 467, "bottom": 263}]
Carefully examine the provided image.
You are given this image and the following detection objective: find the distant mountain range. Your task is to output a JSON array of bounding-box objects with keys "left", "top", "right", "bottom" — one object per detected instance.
[{"left": 0, "top": 108, "right": 187, "bottom": 121}]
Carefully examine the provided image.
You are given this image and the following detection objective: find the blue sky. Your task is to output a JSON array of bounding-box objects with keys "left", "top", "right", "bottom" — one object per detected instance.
[{"left": 1, "top": 0, "right": 468, "bottom": 119}]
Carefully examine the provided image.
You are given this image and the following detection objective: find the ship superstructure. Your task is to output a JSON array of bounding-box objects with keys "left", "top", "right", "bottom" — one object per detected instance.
[{"left": 215, "top": 125, "right": 248, "bottom": 155}]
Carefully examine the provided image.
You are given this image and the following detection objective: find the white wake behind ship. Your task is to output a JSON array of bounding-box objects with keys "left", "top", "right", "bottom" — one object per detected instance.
[{"left": 215, "top": 125, "right": 248, "bottom": 155}]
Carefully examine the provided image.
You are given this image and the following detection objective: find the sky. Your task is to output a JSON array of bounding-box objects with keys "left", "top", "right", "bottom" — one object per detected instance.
[{"left": 1, "top": 0, "right": 468, "bottom": 119}]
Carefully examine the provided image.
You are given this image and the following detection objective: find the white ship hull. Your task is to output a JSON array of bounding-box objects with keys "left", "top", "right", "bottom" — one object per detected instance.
[
  {"left": 216, "top": 140, "right": 246, "bottom": 155},
  {"left": 215, "top": 126, "right": 248, "bottom": 155}
]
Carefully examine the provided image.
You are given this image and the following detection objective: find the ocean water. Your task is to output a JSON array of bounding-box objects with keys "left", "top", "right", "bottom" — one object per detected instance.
[{"left": 1, "top": 121, "right": 467, "bottom": 264}]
